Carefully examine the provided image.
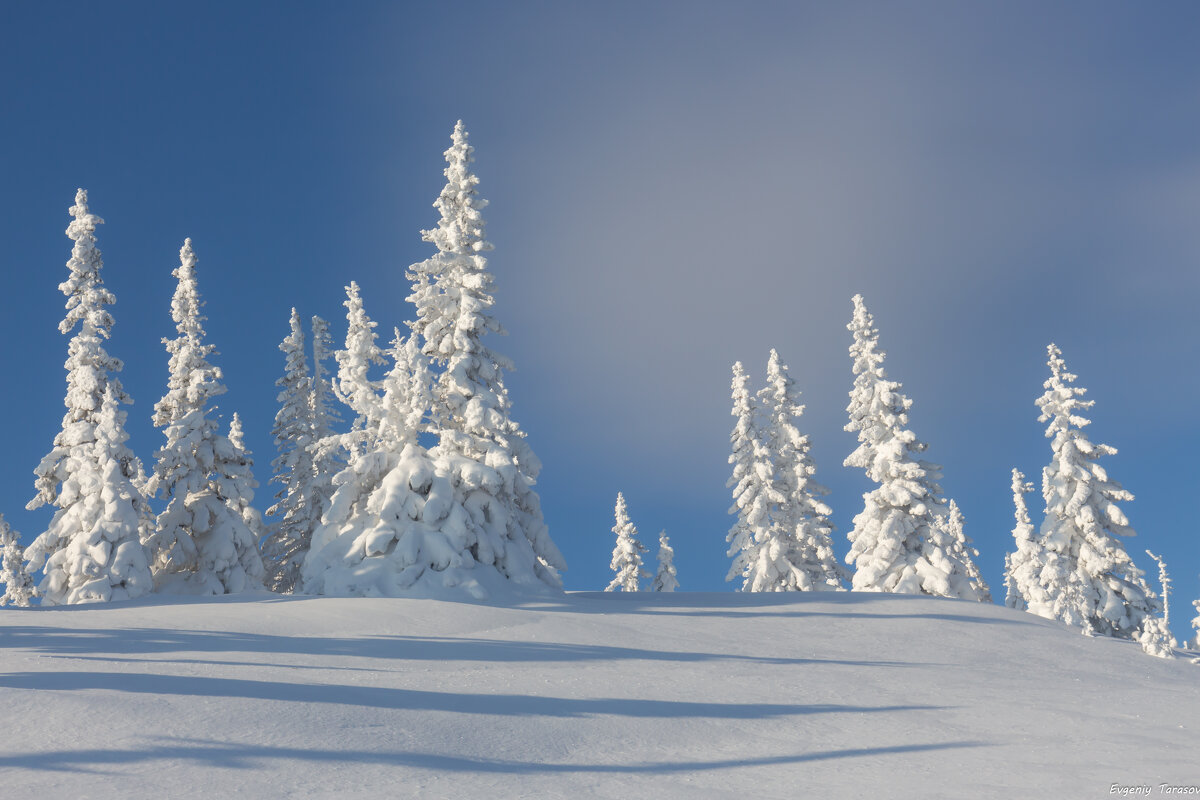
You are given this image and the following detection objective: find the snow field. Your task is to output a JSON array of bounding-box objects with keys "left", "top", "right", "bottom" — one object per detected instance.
[{"left": 1, "top": 591, "right": 1196, "bottom": 798}]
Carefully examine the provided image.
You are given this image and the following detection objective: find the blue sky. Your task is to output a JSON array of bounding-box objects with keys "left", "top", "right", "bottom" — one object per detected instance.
[{"left": 2, "top": 2, "right": 1198, "bottom": 636}]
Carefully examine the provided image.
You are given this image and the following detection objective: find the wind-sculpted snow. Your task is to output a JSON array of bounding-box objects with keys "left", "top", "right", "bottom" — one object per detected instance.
[{"left": 1, "top": 592, "right": 1195, "bottom": 798}]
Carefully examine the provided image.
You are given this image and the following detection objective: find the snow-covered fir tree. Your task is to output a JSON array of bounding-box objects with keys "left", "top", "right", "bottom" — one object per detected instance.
[
  {"left": 25, "top": 190, "right": 155, "bottom": 605},
  {"left": 143, "top": 239, "right": 264, "bottom": 594},
  {"left": 1035, "top": 344, "right": 1157, "bottom": 639},
  {"left": 0, "top": 515, "right": 35, "bottom": 607},
  {"left": 1192, "top": 598, "right": 1200, "bottom": 651},
  {"left": 1003, "top": 468, "right": 1050, "bottom": 613},
  {"left": 220, "top": 413, "right": 267, "bottom": 588},
  {"left": 28, "top": 387, "right": 156, "bottom": 604},
  {"left": 301, "top": 314, "right": 464, "bottom": 597},
  {"left": 842, "top": 295, "right": 986, "bottom": 600},
  {"left": 1137, "top": 550, "right": 1174, "bottom": 658},
  {"left": 652, "top": 530, "right": 678, "bottom": 592},
  {"left": 308, "top": 314, "right": 342, "bottom": 523},
  {"left": 606, "top": 493, "right": 648, "bottom": 592},
  {"left": 404, "top": 120, "right": 564, "bottom": 588},
  {"left": 758, "top": 349, "right": 846, "bottom": 591},
  {"left": 725, "top": 361, "right": 784, "bottom": 589},
  {"left": 262, "top": 310, "right": 318, "bottom": 592},
  {"left": 940, "top": 500, "right": 991, "bottom": 602},
  {"left": 332, "top": 282, "right": 386, "bottom": 458}
]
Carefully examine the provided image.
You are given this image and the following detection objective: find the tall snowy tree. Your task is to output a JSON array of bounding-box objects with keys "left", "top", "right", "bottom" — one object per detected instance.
[
  {"left": 725, "top": 361, "right": 784, "bottom": 589},
  {"left": 25, "top": 190, "right": 155, "bottom": 605},
  {"left": 1003, "top": 468, "right": 1050, "bottom": 613},
  {"left": 843, "top": 295, "right": 986, "bottom": 600},
  {"left": 0, "top": 515, "right": 35, "bottom": 607},
  {"left": 1034, "top": 344, "right": 1157, "bottom": 638},
  {"left": 652, "top": 530, "right": 678, "bottom": 592},
  {"left": 404, "top": 120, "right": 564, "bottom": 588},
  {"left": 759, "top": 349, "right": 846, "bottom": 591},
  {"left": 606, "top": 493, "right": 648, "bottom": 592},
  {"left": 263, "top": 310, "right": 318, "bottom": 592},
  {"left": 144, "top": 239, "right": 264, "bottom": 594},
  {"left": 309, "top": 314, "right": 342, "bottom": 523}
]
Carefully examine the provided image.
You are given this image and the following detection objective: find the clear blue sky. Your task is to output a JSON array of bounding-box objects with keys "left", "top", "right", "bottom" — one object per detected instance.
[{"left": 2, "top": 2, "right": 1198, "bottom": 637}]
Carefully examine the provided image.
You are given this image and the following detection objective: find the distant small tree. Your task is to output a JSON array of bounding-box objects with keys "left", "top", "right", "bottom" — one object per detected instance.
[
  {"left": 1035, "top": 344, "right": 1156, "bottom": 638},
  {"left": 652, "top": 530, "right": 678, "bottom": 592},
  {"left": 0, "top": 515, "right": 35, "bottom": 607},
  {"left": 606, "top": 493, "right": 648, "bottom": 592},
  {"left": 1138, "top": 551, "right": 1174, "bottom": 658}
]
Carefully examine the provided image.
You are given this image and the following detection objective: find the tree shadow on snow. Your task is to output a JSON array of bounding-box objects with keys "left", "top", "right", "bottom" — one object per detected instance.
[
  {"left": 0, "top": 736, "right": 988, "bottom": 775},
  {"left": 0, "top": 626, "right": 924, "bottom": 669},
  {"left": 0, "top": 670, "right": 948, "bottom": 721}
]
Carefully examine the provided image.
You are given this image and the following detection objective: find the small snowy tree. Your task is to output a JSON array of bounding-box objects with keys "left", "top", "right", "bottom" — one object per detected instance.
[
  {"left": 843, "top": 295, "right": 985, "bottom": 599},
  {"left": 333, "top": 282, "right": 386, "bottom": 458},
  {"left": 25, "top": 190, "right": 154, "bottom": 605},
  {"left": 725, "top": 361, "right": 784, "bottom": 589},
  {"left": 0, "top": 516, "right": 35, "bottom": 607},
  {"left": 263, "top": 310, "right": 318, "bottom": 592},
  {"left": 1035, "top": 344, "right": 1157, "bottom": 638},
  {"left": 144, "top": 239, "right": 264, "bottom": 594},
  {"left": 652, "top": 530, "right": 678, "bottom": 592},
  {"left": 940, "top": 500, "right": 991, "bottom": 602},
  {"left": 1004, "top": 468, "right": 1051, "bottom": 613},
  {"left": 1138, "top": 550, "right": 1175, "bottom": 658},
  {"left": 1191, "top": 597, "right": 1200, "bottom": 651},
  {"left": 606, "top": 492, "right": 648, "bottom": 592}
]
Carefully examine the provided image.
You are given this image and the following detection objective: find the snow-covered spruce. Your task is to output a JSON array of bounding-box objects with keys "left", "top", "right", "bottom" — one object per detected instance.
[
  {"left": 725, "top": 361, "right": 784, "bottom": 590},
  {"left": 1033, "top": 344, "right": 1157, "bottom": 639},
  {"left": 302, "top": 303, "right": 531, "bottom": 598},
  {"left": 940, "top": 500, "right": 991, "bottom": 602},
  {"left": 0, "top": 515, "right": 35, "bottom": 607},
  {"left": 143, "top": 239, "right": 264, "bottom": 594},
  {"left": 606, "top": 493, "right": 648, "bottom": 592},
  {"left": 382, "top": 120, "right": 563, "bottom": 591},
  {"left": 758, "top": 350, "right": 846, "bottom": 591},
  {"left": 842, "top": 295, "right": 986, "bottom": 600},
  {"left": 1139, "top": 550, "right": 1174, "bottom": 658},
  {"left": 1003, "top": 468, "right": 1050, "bottom": 613},
  {"left": 652, "top": 530, "right": 678, "bottom": 592},
  {"left": 25, "top": 191, "right": 155, "bottom": 605},
  {"left": 308, "top": 315, "right": 342, "bottom": 525},
  {"left": 262, "top": 310, "right": 319, "bottom": 592},
  {"left": 332, "top": 281, "right": 386, "bottom": 458},
  {"left": 1192, "top": 598, "right": 1200, "bottom": 651}
]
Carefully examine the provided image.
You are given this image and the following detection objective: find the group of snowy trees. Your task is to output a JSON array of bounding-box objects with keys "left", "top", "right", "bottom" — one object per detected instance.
[
  {"left": 1, "top": 121, "right": 563, "bottom": 607},
  {"left": 605, "top": 492, "right": 677, "bottom": 593},
  {"left": 726, "top": 294, "right": 1191, "bottom": 656}
]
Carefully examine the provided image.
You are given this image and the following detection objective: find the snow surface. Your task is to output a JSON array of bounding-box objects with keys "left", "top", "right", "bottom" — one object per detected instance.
[{"left": 1, "top": 592, "right": 1196, "bottom": 798}]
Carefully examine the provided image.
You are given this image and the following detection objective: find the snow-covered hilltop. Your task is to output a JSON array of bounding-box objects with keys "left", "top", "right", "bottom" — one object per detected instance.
[{"left": 0, "top": 591, "right": 1195, "bottom": 798}]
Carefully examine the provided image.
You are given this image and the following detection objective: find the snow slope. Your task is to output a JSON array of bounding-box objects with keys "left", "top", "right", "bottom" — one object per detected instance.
[{"left": 1, "top": 592, "right": 1196, "bottom": 798}]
